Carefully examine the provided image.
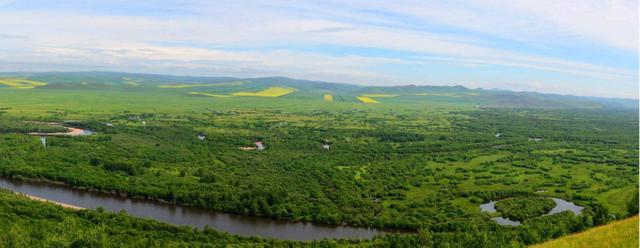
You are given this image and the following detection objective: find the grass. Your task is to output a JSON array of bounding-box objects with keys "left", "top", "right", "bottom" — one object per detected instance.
[
  {"left": 596, "top": 185, "right": 638, "bottom": 215},
  {"left": 415, "top": 93, "right": 463, "bottom": 98},
  {"left": 530, "top": 216, "right": 639, "bottom": 248},
  {"left": 356, "top": 96, "right": 379, "bottom": 103},
  {"left": 0, "top": 78, "right": 48, "bottom": 89},
  {"left": 188, "top": 92, "right": 235, "bottom": 98},
  {"left": 356, "top": 94, "right": 398, "bottom": 103},
  {"left": 232, "top": 87, "right": 296, "bottom": 97},
  {"left": 361, "top": 94, "right": 398, "bottom": 98},
  {"left": 159, "top": 81, "right": 246, "bottom": 88},
  {"left": 122, "top": 77, "right": 140, "bottom": 86},
  {"left": 323, "top": 94, "right": 333, "bottom": 102}
]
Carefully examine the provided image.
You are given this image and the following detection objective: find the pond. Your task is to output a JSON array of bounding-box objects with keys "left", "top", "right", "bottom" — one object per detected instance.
[
  {"left": 0, "top": 177, "right": 391, "bottom": 241},
  {"left": 479, "top": 197, "right": 584, "bottom": 226}
]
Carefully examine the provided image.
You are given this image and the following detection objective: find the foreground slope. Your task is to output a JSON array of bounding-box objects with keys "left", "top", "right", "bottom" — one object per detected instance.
[{"left": 530, "top": 216, "right": 639, "bottom": 248}]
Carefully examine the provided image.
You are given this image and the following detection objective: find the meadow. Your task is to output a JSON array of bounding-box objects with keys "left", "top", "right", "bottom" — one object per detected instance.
[
  {"left": 0, "top": 72, "right": 637, "bottom": 247},
  {"left": 530, "top": 215, "right": 638, "bottom": 248},
  {"left": 0, "top": 78, "right": 48, "bottom": 89}
]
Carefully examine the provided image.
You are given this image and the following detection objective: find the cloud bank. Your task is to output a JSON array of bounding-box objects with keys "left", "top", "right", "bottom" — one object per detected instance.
[{"left": 0, "top": 0, "right": 637, "bottom": 98}]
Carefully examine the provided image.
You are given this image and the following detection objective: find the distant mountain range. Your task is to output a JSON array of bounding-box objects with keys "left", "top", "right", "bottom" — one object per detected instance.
[{"left": 1, "top": 71, "right": 637, "bottom": 109}]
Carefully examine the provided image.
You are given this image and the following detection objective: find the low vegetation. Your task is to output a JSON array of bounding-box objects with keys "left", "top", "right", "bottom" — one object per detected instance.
[
  {"left": 187, "top": 92, "right": 234, "bottom": 98},
  {"left": 159, "top": 81, "right": 245, "bottom": 88},
  {"left": 356, "top": 96, "right": 379, "bottom": 103},
  {"left": 0, "top": 78, "right": 48, "bottom": 89},
  {"left": 231, "top": 86, "right": 295, "bottom": 97},
  {"left": 361, "top": 94, "right": 398, "bottom": 98}
]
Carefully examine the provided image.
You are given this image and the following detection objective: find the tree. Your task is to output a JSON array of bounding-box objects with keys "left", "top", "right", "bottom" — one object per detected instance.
[{"left": 627, "top": 189, "right": 639, "bottom": 216}]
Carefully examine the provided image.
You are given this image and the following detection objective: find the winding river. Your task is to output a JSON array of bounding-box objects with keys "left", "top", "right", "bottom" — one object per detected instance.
[
  {"left": 0, "top": 177, "right": 389, "bottom": 241},
  {"left": 480, "top": 197, "right": 584, "bottom": 226}
]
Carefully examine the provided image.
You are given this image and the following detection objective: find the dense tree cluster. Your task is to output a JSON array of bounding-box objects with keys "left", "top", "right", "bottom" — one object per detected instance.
[{"left": 494, "top": 197, "right": 556, "bottom": 221}]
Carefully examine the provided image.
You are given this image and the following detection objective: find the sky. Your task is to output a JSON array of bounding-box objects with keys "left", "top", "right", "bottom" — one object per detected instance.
[{"left": 0, "top": 0, "right": 638, "bottom": 99}]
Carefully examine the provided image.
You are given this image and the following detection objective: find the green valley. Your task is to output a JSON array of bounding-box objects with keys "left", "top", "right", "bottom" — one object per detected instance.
[{"left": 0, "top": 72, "right": 637, "bottom": 247}]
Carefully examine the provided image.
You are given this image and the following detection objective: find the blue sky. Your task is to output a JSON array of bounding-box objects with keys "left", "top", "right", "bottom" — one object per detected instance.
[{"left": 0, "top": 0, "right": 637, "bottom": 98}]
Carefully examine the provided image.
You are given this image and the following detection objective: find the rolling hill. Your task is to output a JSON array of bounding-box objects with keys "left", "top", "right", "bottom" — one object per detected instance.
[{"left": 0, "top": 71, "right": 636, "bottom": 109}]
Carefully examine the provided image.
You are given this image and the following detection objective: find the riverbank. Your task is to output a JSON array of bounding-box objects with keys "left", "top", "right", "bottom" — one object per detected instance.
[
  {"left": 0, "top": 189, "right": 294, "bottom": 247},
  {"left": 19, "top": 193, "right": 84, "bottom": 210},
  {"left": 0, "top": 176, "right": 390, "bottom": 241},
  {"left": 28, "top": 127, "right": 94, "bottom": 136}
]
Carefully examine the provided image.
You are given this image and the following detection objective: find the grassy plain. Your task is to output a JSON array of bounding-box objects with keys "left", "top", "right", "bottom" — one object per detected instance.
[
  {"left": 356, "top": 96, "right": 379, "bottom": 103},
  {"left": 0, "top": 78, "right": 48, "bottom": 89},
  {"left": 231, "top": 86, "right": 296, "bottom": 97},
  {"left": 361, "top": 94, "right": 398, "bottom": 98},
  {"left": 188, "top": 92, "right": 235, "bottom": 98},
  {"left": 159, "top": 81, "right": 246, "bottom": 88}
]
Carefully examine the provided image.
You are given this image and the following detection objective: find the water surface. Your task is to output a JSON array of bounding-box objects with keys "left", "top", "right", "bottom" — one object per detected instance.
[{"left": 0, "top": 177, "right": 388, "bottom": 241}]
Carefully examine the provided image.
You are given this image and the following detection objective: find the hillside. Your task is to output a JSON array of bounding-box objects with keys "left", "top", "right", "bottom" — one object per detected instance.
[{"left": 530, "top": 216, "right": 639, "bottom": 248}]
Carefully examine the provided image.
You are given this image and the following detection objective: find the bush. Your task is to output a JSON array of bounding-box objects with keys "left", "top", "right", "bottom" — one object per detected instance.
[{"left": 103, "top": 161, "right": 144, "bottom": 176}]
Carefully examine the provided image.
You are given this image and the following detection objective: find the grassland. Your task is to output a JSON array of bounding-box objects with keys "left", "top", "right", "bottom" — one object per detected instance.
[
  {"left": 231, "top": 86, "right": 295, "bottom": 97},
  {"left": 596, "top": 185, "right": 638, "bottom": 215},
  {"left": 159, "top": 81, "right": 246, "bottom": 88},
  {"left": 188, "top": 91, "right": 234, "bottom": 98},
  {"left": 356, "top": 96, "right": 379, "bottom": 103},
  {"left": 361, "top": 94, "right": 398, "bottom": 98},
  {"left": 0, "top": 78, "right": 48, "bottom": 89},
  {"left": 416, "top": 93, "right": 464, "bottom": 98},
  {"left": 530, "top": 216, "right": 639, "bottom": 248},
  {"left": 122, "top": 77, "right": 140, "bottom": 86},
  {"left": 356, "top": 94, "right": 399, "bottom": 103}
]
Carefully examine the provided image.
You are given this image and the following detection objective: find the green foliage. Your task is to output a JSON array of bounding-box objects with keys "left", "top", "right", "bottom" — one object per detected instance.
[
  {"left": 495, "top": 197, "right": 556, "bottom": 221},
  {"left": 0, "top": 189, "right": 611, "bottom": 247},
  {"left": 626, "top": 190, "right": 638, "bottom": 216},
  {"left": 103, "top": 161, "right": 144, "bottom": 176},
  {"left": 0, "top": 72, "right": 637, "bottom": 246}
]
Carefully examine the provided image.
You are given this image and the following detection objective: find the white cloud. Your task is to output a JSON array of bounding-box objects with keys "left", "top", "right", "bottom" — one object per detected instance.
[
  {"left": 288, "top": 0, "right": 639, "bottom": 51},
  {"left": 0, "top": 0, "right": 15, "bottom": 7},
  {"left": 0, "top": 1, "right": 636, "bottom": 98}
]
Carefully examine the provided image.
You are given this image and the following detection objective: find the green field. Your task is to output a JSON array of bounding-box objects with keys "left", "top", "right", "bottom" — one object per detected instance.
[
  {"left": 0, "top": 77, "right": 48, "bottom": 89},
  {"left": 0, "top": 71, "right": 637, "bottom": 247}
]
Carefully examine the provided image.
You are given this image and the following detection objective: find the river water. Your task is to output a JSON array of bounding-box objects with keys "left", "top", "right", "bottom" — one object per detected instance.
[
  {"left": 479, "top": 197, "right": 584, "bottom": 226},
  {"left": 0, "top": 177, "right": 388, "bottom": 241}
]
